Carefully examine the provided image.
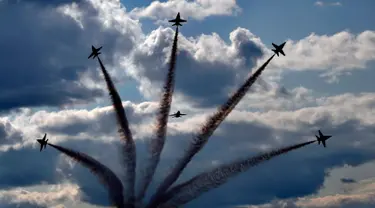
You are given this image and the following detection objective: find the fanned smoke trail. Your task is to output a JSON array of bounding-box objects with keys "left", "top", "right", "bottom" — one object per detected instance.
[
  {"left": 158, "top": 140, "right": 316, "bottom": 207},
  {"left": 47, "top": 143, "right": 125, "bottom": 208},
  {"left": 148, "top": 55, "right": 276, "bottom": 207},
  {"left": 97, "top": 57, "right": 136, "bottom": 207},
  {"left": 137, "top": 27, "right": 180, "bottom": 201}
]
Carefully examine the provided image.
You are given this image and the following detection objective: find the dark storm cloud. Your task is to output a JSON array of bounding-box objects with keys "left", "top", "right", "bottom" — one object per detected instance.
[{"left": 0, "top": 0, "right": 138, "bottom": 112}]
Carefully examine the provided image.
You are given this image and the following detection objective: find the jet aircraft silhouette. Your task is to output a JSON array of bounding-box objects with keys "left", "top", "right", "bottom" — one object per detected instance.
[
  {"left": 272, "top": 42, "right": 286, "bottom": 57},
  {"left": 88, "top": 45, "right": 102, "bottom": 59},
  {"left": 169, "top": 111, "right": 186, "bottom": 118},
  {"left": 37, "top": 133, "right": 48, "bottom": 152},
  {"left": 169, "top": 12, "right": 187, "bottom": 27},
  {"left": 315, "top": 130, "right": 332, "bottom": 148}
]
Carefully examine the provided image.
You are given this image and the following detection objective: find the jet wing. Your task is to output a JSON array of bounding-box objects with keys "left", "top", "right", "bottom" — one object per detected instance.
[
  {"left": 280, "top": 42, "right": 286, "bottom": 48},
  {"left": 319, "top": 130, "right": 323, "bottom": 137},
  {"left": 40, "top": 144, "right": 43, "bottom": 152},
  {"left": 179, "top": 19, "right": 187, "bottom": 22},
  {"left": 322, "top": 140, "right": 326, "bottom": 148},
  {"left": 272, "top": 43, "right": 277, "bottom": 48},
  {"left": 88, "top": 53, "right": 94, "bottom": 59},
  {"left": 43, "top": 133, "right": 47, "bottom": 140},
  {"left": 279, "top": 50, "right": 285, "bottom": 56},
  {"left": 169, "top": 19, "right": 177, "bottom": 22}
]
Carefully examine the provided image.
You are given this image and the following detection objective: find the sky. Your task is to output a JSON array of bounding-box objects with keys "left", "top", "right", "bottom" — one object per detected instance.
[{"left": 0, "top": 0, "right": 374, "bottom": 207}]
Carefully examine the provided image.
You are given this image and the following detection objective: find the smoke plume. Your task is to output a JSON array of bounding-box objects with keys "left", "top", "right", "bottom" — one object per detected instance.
[
  {"left": 97, "top": 57, "right": 136, "bottom": 207},
  {"left": 158, "top": 140, "right": 316, "bottom": 207},
  {"left": 148, "top": 55, "right": 275, "bottom": 206},
  {"left": 137, "top": 27, "right": 180, "bottom": 201},
  {"left": 48, "top": 143, "right": 125, "bottom": 208}
]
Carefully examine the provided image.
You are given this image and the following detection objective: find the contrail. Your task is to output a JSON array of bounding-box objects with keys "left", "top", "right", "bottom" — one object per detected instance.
[
  {"left": 137, "top": 27, "right": 180, "bottom": 201},
  {"left": 47, "top": 143, "right": 125, "bottom": 208},
  {"left": 148, "top": 54, "right": 276, "bottom": 207},
  {"left": 97, "top": 57, "right": 136, "bottom": 207},
  {"left": 158, "top": 140, "right": 316, "bottom": 207}
]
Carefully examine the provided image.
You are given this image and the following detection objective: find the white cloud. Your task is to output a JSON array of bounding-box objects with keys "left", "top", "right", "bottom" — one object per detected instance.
[
  {"left": 1, "top": 0, "right": 373, "bottom": 112},
  {"left": 2, "top": 92, "right": 375, "bottom": 207},
  {"left": 0, "top": 0, "right": 142, "bottom": 111},
  {"left": 238, "top": 178, "right": 375, "bottom": 208},
  {"left": 0, "top": 183, "right": 81, "bottom": 208},
  {"left": 1, "top": 0, "right": 375, "bottom": 207},
  {"left": 124, "top": 26, "right": 375, "bottom": 104},
  {"left": 129, "top": 0, "right": 241, "bottom": 22},
  {"left": 268, "top": 30, "right": 375, "bottom": 78}
]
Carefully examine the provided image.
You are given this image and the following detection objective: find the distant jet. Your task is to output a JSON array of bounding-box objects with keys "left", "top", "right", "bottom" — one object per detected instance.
[
  {"left": 168, "top": 12, "right": 187, "bottom": 27},
  {"left": 88, "top": 45, "right": 102, "bottom": 59},
  {"left": 37, "top": 133, "right": 48, "bottom": 152},
  {"left": 315, "top": 130, "right": 332, "bottom": 148},
  {"left": 272, "top": 42, "right": 286, "bottom": 57},
  {"left": 169, "top": 111, "right": 186, "bottom": 118}
]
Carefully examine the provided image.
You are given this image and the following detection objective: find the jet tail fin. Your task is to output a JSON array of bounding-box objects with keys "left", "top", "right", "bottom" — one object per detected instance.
[{"left": 172, "top": 23, "right": 182, "bottom": 26}]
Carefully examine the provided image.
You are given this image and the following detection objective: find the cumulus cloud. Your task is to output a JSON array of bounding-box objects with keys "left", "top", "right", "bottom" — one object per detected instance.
[
  {"left": 267, "top": 30, "right": 375, "bottom": 82},
  {"left": 238, "top": 178, "right": 375, "bottom": 208},
  {"left": 129, "top": 0, "right": 241, "bottom": 22},
  {"left": 0, "top": 183, "right": 80, "bottom": 208},
  {"left": 127, "top": 27, "right": 265, "bottom": 108},
  {"left": 124, "top": 26, "right": 375, "bottom": 108},
  {"left": 0, "top": 118, "right": 23, "bottom": 146},
  {"left": 1, "top": 0, "right": 375, "bottom": 207},
  {"left": 1, "top": 92, "right": 375, "bottom": 206},
  {"left": 0, "top": 0, "right": 141, "bottom": 112},
  {"left": 1, "top": 0, "right": 374, "bottom": 112}
]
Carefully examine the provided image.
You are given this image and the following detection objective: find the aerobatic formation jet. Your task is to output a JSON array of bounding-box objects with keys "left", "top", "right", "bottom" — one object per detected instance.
[
  {"left": 88, "top": 45, "right": 102, "bottom": 59},
  {"left": 169, "top": 12, "right": 187, "bottom": 26},
  {"left": 37, "top": 133, "right": 48, "bottom": 152},
  {"left": 272, "top": 42, "right": 286, "bottom": 57},
  {"left": 315, "top": 130, "right": 332, "bottom": 148},
  {"left": 169, "top": 111, "right": 186, "bottom": 118}
]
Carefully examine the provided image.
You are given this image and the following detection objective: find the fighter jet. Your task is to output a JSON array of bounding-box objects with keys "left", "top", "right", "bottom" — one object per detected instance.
[
  {"left": 272, "top": 42, "right": 286, "bottom": 57},
  {"left": 315, "top": 130, "right": 332, "bottom": 148},
  {"left": 169, "top": 111, "right": 186, "bottom": 118},
  {"left": 168, "top": 12, "right": 187, "bottom": 27},
  {"left": 88, "top": 45, "right": 102, "bottom": 59},
  {"left": 37, "top": 133, "right": 48, "bottom": 152}
]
